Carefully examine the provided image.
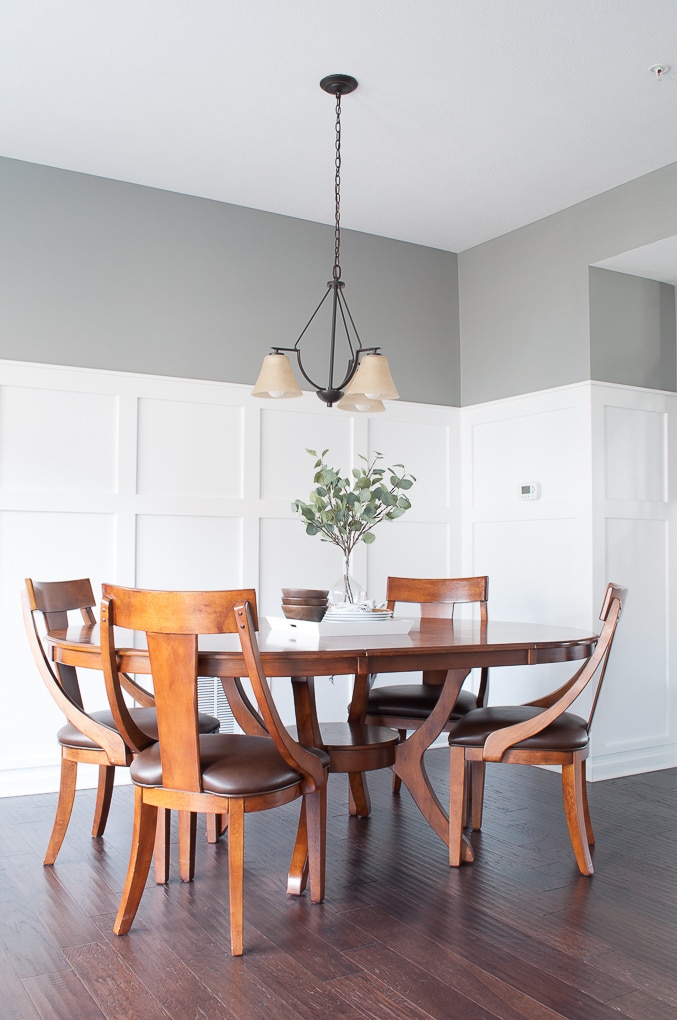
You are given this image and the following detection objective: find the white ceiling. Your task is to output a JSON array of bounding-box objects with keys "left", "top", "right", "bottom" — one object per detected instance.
[
  {"left": 1, "top": 0, "right": 676, "bottom": 254},
  {"left": 595, "top": 235, "right": 677, "bottom": 286}
]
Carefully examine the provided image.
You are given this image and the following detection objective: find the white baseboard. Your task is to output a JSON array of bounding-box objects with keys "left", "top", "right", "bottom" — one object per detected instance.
[{"left": 588, "top": 745, "right": 677, "bottom": 782}]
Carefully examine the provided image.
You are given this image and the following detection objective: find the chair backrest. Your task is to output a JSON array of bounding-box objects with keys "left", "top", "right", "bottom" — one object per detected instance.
[
  {"left": 483, "top": 583, "right": 627, "bottom": 762},
  {"left": 386, "top": 576, "right": 489, "bottom": 693},
  {"left": 25, "top": 577, "right": 96, "bottom": 705},
  {"left": 100, "top": 585, "right": 325, "bottom": 793},
  {"left": 22, "top": 577, "right": 129, "bottom": 764},
  {"left": 386, "top": 576, "right": 489, "bottom": 622}
]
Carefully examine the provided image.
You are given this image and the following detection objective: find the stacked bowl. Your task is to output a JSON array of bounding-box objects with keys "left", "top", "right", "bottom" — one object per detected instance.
[{"left": 281, "top": 588, "right": 329, "bottom": 622}]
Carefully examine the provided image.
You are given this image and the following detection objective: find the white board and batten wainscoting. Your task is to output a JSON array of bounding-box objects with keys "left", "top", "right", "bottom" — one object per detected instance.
[{"left": 0, "top": 359, "right": 675, "bottom": 795}]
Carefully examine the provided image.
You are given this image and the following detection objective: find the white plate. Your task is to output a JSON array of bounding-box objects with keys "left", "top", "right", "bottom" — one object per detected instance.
[{"left": 323, "top": 609, "right": 392, "bottom": 621}]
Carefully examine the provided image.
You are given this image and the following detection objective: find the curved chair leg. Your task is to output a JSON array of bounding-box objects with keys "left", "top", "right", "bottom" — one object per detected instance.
[
  {"left": 44, "top": 755, "right": 78, "bottom": 865},
  {"left": 91, "top": 764, "right": 116, "bottom": 837},
  {"left": 391, "top": 729, "right": 407, "bottom": 793},
  {"left": 114, "top": 789, "right": 158, "bottom": 935},
  {"left": 581, "top": 759, "right": 595, "bottom": 845},
  {"left": 562, "top": 755, "right": 594, "bottom": 875},
  {"left": 228, "top": 799, "right": 245, "bottom": 956},
  {"left": 288, "top": 799, "right": 309, "bottom": 897}
]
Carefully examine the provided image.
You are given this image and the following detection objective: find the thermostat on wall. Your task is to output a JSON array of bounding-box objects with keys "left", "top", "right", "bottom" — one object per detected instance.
[{"left": 520, "top": 481, "right": 541, "bottom": 501}]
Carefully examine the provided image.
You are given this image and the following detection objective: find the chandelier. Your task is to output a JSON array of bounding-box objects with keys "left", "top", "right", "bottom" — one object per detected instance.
[{"left": 252, "top": 74, "right": 399, "bottom": 412}]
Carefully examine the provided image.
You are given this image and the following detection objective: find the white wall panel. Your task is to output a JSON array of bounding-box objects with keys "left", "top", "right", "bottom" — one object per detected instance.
[
  {"left": 471, "top": 404, "right": 583, "bottom": 507},
  {"left": 137, "top": 397, "right": 244, "bottom": 498},
  {"left": 0, "top": 509, "right": 116, "bottom": 784},
  {"left": 0, "top": 385, "right": 118, "bottom": 492},
  {"left": 473, "top": 518, "right": 587, "bottom": 624},
  {"left": 368, "top": 417, "right": 451, "bottom": 509},
  {"left": 462, "top": 386, "right": 592, "bottom": 627},
  {"left": 259, "top": 407, "right": 351, "bottom": 501},
  {"left": 135, "top": 514, "right": 244, "bottom": 590},
  {"left": 604, "top": 405, "right": 666, "bottom": 502},
  {"left": 472, "top": 517, "right": 589, "bottom": 703},
  {"left": 259, "top": 516, "right": 339, "bottom": 616},
  {"left": 367, "top": 519, "right": 451, "bottom": 605},
  {"left": 590, "top": 383, "right": 677, "bottom": 778},
  {"left": 595, "top": 517, "right": 668, "bottom": 751}
]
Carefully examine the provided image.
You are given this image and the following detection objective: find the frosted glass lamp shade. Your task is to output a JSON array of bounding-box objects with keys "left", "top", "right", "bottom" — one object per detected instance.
[
  {"left": 346, "top": 354, "right": 399, "bottom": 401},
  {"left": 336, "top": 391, "right": 385, "bottom": 413},
  {"left": 251, "top": 354, "right": 302, "bottom": 399}
]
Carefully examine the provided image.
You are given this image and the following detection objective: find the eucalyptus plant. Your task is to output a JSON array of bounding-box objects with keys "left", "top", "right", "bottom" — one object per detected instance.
[{"left": 292, "top": 449, "right": 415, "bottom": 603}]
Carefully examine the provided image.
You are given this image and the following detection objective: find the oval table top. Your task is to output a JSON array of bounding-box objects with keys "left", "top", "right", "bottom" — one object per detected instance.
[{"left": 47, "top": 616, "right": 598, "bottom": 678}]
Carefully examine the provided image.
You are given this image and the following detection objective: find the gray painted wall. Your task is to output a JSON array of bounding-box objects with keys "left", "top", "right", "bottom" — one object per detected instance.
[
  {"left": 0, "top": 157, "right": 459, "bottom": 406},
  {"left": 459, "top": 162, "right": 677, "bottom": 405},
  {"left": 589, "top": 268, "right": 676, "bottom": 391}
]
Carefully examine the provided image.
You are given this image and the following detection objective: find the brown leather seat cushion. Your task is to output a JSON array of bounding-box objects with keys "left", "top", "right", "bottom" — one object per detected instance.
[
  {"left": 449, "top": 706, "right": 589, "bottom": 751},
  {"left": 130, "top": 733, "right": 330, "bottom": 795},
  {"left": 57, "top": 708, "right": 219, "bottom": 750},
  {"left": 367, "top": 683, "right": 479, "bottom": 720}
]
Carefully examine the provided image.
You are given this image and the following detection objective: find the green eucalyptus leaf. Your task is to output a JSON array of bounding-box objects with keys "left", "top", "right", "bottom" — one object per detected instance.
[{"left": 294, "top": 448, "right": 414, "bottom": 553}]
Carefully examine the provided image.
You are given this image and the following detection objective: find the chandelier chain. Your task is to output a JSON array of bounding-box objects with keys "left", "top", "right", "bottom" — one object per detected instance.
[{"left": 333, "top": 92, "right": 342, "bottom": 280}]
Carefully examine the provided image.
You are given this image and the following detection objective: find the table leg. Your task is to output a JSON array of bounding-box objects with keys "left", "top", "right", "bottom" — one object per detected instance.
[
  {"left": 392, "top": 668, "right": 474, "bottom": 861},
  {"left": 290, "top": 676, "right": 323, "bottom": 747},
  {"left": 287, "top": 676, "right": 321, "bottom": 893},
  {"left": 348, "top": 772, "right": 371, "bottom": 816},
  {"left": 347, "top": 667, "right": 372, "bottom": 817}
]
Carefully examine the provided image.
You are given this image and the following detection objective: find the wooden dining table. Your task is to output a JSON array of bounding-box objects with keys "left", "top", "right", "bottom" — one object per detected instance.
[{"left": 47, "top": 616, "right": 597, "bottom": 874}]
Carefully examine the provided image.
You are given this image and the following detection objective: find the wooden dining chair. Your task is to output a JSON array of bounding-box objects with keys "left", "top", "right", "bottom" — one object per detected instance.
[
  {"left": 100, "top": 585, "right": 328, "bottom": 957},
  {"left": 22, "top": 577, "right": 220, "bottom": 880},
  {"left": 448, "top": 583, "right": 626, "bottom": 875},
  {"left": 365, "top": 576, "right": 490, "bottom": 806}
]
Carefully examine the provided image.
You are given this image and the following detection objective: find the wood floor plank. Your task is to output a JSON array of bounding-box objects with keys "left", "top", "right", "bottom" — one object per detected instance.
[
  {"left": 63, "top": 941, "right": 171, "bottom": 1019},
  {"left": 343, "top": 941, "right": 505, "bottom": 1020},
  {"left": 0, "top": 882, "right": 70, "bottom": 979},
  {"left": 328, "top": 969, "right": 455, "bottom": 1020},
  {"left": 23, "top": 969, "right": 107, "bottom": 1020},
  {"left": 344, "top": 903, "right": 633, "bottom": 1015},
  {"left": 0, "top": 945, "right": 43, "bottom": 1019}
]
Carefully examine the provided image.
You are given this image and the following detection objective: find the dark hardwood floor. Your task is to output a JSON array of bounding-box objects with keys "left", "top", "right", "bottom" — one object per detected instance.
[{"left": 1, "top": 753, "right": 676, "bottom": 1019}]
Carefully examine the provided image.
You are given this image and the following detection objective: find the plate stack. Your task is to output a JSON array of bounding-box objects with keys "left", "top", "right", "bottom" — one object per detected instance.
[
  {"left": 281, "top": 588, "right": 329, "bottom": 622},
  {"left": 323, "top": 604, "right": 393, "bottom": 621}
]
